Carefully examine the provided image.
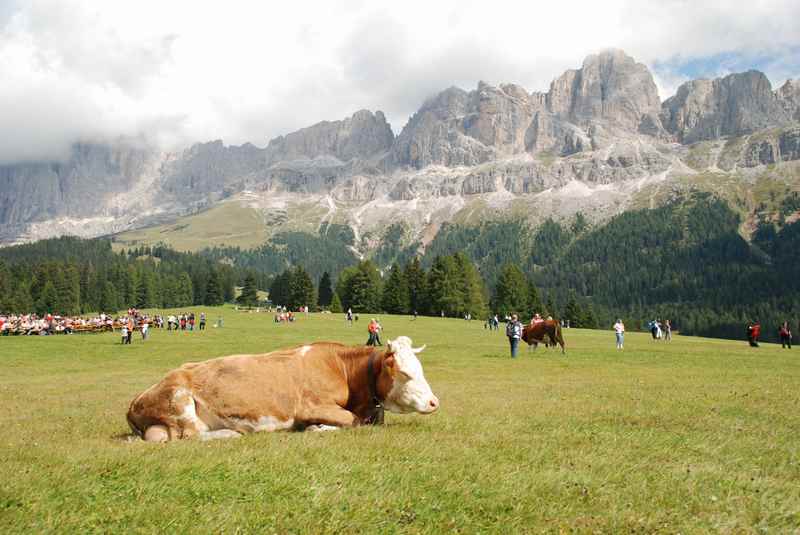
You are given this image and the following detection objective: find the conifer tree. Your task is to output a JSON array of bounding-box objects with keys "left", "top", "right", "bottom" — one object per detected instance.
[
  {"left": 238, "top": 273, "right": 259, "bottom": 307},
  {"left": 288, "top": 266, "right": 315, "bottom": 309},
  {"left": 494, "top": 264, "right": 528, "bottom": 315},
  {"left": 404, "top": 257, "right": 427, "bottom": 314},
  {"left": 317, "top": 271, "right": 333, "bottom": 308},
  {"left": 269, "top": 270, "right": 292, "bottom": 307},
  {"left": 581, "top": 302, "right": 599, "bottom": 329},
  {"left": 139, "top": 270, "right": 160, "bottom": 308},
  {"left": 427, "top": 255, "right": 464, "bottom": 317},
  {"left": 453, "top": 252, "right": 488, "bottom": 318},
  {"left": 545, "top": 295, "right": 557, "bottom": 319},
  {"left": 204, "top": 269, "right": 224, "bottom": 306},
  {"left": 10, "top": 282, "right": 33, "bottom": 314},
  {"left": 344, "top": 260, "right": 382, "bottom": 312},
  {"left": 382, "top": 264, "right": 410, "bottom": 314},
  {"left": 36, "top": 280, "right": 58, "bottom": 315},
  {"left": 330, "top": 292, "right": 343, "bottom": 313},
  {"left": 0, "top": 260, "right": 10, "bottom": 312},
  {"left": 55, "top": 264, "right": 81, "bottom": 315},
  {"left": 563, "top": 292, "right": 583, "bottom": 327},
  {"left": 527, "top": 280, "right": 544, "bottom": 319},
  {"left": 99, "top": 280, "right": 119, "bottom": 313},
  {"left": 176, "top": 273, "right": 194, "bottom": 307}
]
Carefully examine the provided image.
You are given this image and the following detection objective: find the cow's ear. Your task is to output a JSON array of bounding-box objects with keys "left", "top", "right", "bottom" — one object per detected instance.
[{"left": 384, "top": 355, "right": 396, "bottom": 375}]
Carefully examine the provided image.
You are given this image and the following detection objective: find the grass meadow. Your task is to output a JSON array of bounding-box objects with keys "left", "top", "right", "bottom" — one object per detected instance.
[{"left": 1, "top": 308, "right": 798, "bottom": 533}]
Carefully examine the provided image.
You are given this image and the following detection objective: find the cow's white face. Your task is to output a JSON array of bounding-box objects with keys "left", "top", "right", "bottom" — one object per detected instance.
[{"left": 382, "top": 336, "right": 439, "bottom": 414}]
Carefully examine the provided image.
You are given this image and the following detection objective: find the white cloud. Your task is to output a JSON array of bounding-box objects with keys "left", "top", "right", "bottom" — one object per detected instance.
[{"left": 1, "top": 0, "right": 799, "bottom": 163}]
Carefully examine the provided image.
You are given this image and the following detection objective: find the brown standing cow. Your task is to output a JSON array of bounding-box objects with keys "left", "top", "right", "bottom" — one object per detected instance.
[
  {"left": 522, "top": 320, "right": 566, "bottom": 354},
  {"left": 127, "top": 336, "right": 439, "bottom": 441}
]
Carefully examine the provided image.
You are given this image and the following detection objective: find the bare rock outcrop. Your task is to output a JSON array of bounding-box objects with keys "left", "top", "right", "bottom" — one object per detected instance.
[
  {"left": 661, "top": 71, "right": 793, "bottom": 144},
  {"left": 528, "top": 49, "right": 666, "bottom": 155},
  {"left": 777, "top": 80, "right": 800, "bottom": 121},
  {"left": 392, "top": 83, "right": 548, "bottom": 169},
  {"left": 547, "top": 49, "right": 663, "bottom": 131},
  {"left": 265, "top": 110, "right": 394, "bottom": 164},
  {"left": 0, "top": 141, "right": 157, "bottom": 227}
]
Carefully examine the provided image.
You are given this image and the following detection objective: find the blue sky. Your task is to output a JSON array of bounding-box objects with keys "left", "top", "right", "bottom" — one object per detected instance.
[{"left": 652, "top": 46, "right": 800, "bottom": 94}]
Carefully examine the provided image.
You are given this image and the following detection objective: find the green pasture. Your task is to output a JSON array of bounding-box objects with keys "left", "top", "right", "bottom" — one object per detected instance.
[{"left": 1, "top": 308, "right": 798, "bottom": 533}]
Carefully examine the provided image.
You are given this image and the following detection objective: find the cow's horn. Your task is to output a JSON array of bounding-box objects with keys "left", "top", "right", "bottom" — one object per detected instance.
[{"left": 412, "top": 344, "right": 426, "bottom": 354}]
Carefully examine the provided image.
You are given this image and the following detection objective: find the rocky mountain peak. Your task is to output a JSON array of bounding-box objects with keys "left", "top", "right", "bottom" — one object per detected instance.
[
  {"left": 265, "top": 109, "right": 394, "bottom": 164},
  {"left": 3, "top": 49, "right": 800, "bottom": 247},
  {"left": 661, "top": 70, "right": 793, "bottom": 143},
  {"left": 777, "top": 79, "right": 800, "bottom": 120},
  {"left": 547, "top": 48, "right": 662, "bottom": 131}
]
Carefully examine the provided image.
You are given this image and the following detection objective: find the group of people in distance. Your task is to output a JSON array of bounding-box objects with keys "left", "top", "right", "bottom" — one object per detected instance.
[
  {"left": 747, "top": 320, "right": 794, "bottom": 349},
  {"left": 273, "top": 306, "right": 296, "bottom": 323},
  {"left": 165, "top": 312, "right": 206, "bottom": 332},
  {"left": 119, "top": 308, "right": 165, "bottom": 344},
  {"left": 646, "top": 319, "right": 672, "bottom": 341}
]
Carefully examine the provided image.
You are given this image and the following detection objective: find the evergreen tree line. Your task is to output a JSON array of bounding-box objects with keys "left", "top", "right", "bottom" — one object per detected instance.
[
  {"left": 331, "top": 254, "right": 489, "bottom": 318},
  {"left": 0, "top": 238, "right": 260, "bottom": 315},
  {"left": 198, "top": 225, "right": 359, "bottom": 283}
]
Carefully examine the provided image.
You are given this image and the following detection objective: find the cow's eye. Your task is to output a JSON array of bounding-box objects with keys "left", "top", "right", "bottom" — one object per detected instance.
[{"left": 397, "top": 369, "right": 413, "bottom": 380}]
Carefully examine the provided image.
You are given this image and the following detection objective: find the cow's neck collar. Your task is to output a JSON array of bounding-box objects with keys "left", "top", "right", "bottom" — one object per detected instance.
[{"left": 365, "top": 351, "right": 385, "bottom": 425}]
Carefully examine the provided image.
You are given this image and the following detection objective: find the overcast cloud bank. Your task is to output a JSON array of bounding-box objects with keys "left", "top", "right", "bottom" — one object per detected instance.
[{"left": 1, "top": 0, "right": 799, "bottom": 163}]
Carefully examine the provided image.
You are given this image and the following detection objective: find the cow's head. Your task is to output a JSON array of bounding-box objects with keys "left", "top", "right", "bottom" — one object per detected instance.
[{"left": 381, "top": 336, "right": 439, "bottom": 414}]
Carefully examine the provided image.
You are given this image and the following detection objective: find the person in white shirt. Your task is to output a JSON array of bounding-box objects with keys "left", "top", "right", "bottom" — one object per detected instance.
[{"left": 613, "top": 319, "right": 625, "bottom": 349}]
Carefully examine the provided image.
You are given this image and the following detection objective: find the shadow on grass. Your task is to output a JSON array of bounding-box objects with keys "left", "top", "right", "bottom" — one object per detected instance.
[
  {"left": 110, "top": 431, "right": 139, "bottom": 443},
  {"left": 481, "top": 353, "right": 513, "bottom": 359}
]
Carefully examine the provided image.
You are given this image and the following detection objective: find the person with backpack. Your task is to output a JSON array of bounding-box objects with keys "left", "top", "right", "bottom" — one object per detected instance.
[{"left": 506, "top": 314, "right": 522, "bottom": 358}]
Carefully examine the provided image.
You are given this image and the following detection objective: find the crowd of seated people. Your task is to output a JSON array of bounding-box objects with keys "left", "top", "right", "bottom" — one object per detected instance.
[{"left": 0, "top": 308, "right": 164, "bottom": 336}]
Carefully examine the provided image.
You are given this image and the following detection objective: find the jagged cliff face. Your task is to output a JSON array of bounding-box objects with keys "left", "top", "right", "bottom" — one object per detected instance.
[
  {"left": 661, "top": 71, "right": 798, "bottom": 143},
  {"left": 1, "top": 49, "right": 799, "bottom": 248},
  {"left": 546, "top": 50, "right": 663, "bottom": 134}
]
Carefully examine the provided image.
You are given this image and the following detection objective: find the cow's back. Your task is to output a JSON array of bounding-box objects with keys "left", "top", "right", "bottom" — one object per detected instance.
[{"left": 127, "top": 343, "right": 349, "bottom": 439}]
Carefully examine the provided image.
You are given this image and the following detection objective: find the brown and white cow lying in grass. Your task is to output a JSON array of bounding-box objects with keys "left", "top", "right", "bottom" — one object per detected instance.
[{"left": 127, "top": 336, "right": 439, "bottom": 441}]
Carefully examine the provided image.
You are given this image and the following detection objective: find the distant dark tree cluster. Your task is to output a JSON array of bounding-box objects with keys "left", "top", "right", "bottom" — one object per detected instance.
[
  {"left": 268, "top": 266, "right": 315, "bottom": 310},
  {"left": 0, "top": 238, "right": 249, "bottom": 315},
  {"left": 330, "top": 253, "right": 489, "bottom": 318}
]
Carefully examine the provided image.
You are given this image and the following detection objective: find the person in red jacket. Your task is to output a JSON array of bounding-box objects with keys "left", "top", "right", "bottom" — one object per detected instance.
[{"left": 747, "top": 320, "right": 761, "bottom": 347}]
